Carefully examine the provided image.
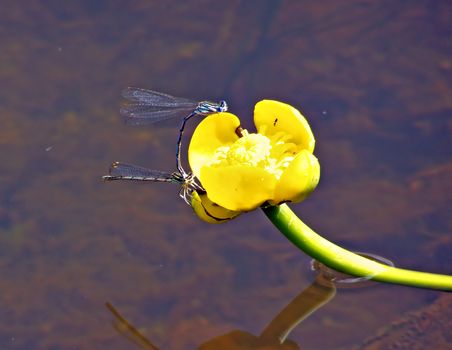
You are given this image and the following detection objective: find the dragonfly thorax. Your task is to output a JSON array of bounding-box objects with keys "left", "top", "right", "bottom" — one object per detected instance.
[{"left": 196, "top": 100, "right": 228, "bottom": 114}]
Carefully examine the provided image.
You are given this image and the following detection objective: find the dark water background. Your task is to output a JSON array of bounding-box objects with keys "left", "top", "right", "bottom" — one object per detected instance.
[{"left": 1, "top": 1, "right": 451, "bottom": 349}]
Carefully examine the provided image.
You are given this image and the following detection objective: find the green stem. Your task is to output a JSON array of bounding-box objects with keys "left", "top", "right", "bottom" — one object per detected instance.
[{"left": 262, "top": 204, "right": 452, "bottom": 291}]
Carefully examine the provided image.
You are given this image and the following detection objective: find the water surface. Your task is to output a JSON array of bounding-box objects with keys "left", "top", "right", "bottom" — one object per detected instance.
[{"left": 1, "top": 1, "right": 451, "bottom": 349}]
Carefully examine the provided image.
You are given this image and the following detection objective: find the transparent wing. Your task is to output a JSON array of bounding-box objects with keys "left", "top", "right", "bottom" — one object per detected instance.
[
  {"left": 120, "top": 104, "right": 197, "bottom": 125},
  {"left": 102, "top": 162, "right": 178, "bottom": 182},
  {"left": 122, "top": 87, "right": 196, "bottom": 108}
]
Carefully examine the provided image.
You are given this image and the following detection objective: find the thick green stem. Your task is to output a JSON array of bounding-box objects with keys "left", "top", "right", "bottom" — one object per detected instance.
[{"left": 262, "top": 204, "right": 452, "bottom": 291}]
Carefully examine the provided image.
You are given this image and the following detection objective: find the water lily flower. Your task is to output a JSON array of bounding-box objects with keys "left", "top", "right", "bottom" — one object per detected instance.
[{"left": 188, "top": 100, "right": 320, "bottom": 213}]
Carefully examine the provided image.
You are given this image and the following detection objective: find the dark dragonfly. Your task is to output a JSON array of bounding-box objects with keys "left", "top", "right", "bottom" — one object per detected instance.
[
  {"left": 120, "top": 87, "right": 228, "bottom": 176},
  {"left": 102, "top": 161, "right": 203, "bottom": 205}
]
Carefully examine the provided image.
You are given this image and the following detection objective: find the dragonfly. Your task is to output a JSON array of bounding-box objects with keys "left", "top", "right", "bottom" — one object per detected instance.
[
  {"left": 120, "top": 87, "right": 228, "bottom": 177},
  {"left": 102, "top": 161, "right": 203, "bottom": 205}
]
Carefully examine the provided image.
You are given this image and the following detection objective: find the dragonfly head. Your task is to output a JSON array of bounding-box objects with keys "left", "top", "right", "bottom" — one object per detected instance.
[{"left": 218, "top": 100, "right": 228, "bottom": 112}]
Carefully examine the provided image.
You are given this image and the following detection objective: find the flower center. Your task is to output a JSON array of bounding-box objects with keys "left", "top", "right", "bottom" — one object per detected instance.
[{"left": 206, "top": 130, "right": 298, "bottom": 179}]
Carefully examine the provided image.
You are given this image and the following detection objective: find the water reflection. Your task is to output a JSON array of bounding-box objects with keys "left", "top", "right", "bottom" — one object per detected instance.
[
  {"left": 107, "top": 268, "right": 451, "bottom": 349},
  {"left": 106, "top": 302, "right": 160, "bottom": 350},
  {"left": 107, "top": 275, "right": 337, "bottom": 349},
  {"left": 311, "top": 252, "right": 395, "bottom": 289}
]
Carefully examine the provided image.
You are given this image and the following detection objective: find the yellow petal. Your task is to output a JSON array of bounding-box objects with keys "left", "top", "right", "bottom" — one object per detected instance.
[
  {"left": 254, "top": 100, "right": 315, "bottom": 153},
  {"left": 191, "top": 191, "right": 241, "bottom": 224},
  {"left": 271, "top": 150, "right": 320, "bottom": 205},
  {"left": 200, "top": 165, "right": 276, "bottom": 211},
  {"left": 188, "top": 113, "right": 241, "bottom": 178}
]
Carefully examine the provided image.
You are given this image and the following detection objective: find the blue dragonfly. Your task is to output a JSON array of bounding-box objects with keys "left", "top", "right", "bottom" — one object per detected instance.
[{"left": 120, "top": 87, "right": 228, "bottom": 177}]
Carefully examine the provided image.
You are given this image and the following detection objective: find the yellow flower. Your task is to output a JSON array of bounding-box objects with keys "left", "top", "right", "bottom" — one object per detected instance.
[{"left": 189, "top": 100, "right": 320, "bottom": 212}]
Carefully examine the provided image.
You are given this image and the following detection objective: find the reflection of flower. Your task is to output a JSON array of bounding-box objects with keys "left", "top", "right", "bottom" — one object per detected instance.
[{"left": 189, "top": 100, "right": 320, "bottom": 212}]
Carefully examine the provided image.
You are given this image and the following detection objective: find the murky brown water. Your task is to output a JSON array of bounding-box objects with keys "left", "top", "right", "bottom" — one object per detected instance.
[{"left": 1, "top": 1, "right": 451, "bottom": 349}]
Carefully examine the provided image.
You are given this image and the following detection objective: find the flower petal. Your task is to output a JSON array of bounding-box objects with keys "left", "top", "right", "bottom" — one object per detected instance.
[
  {"left": 271, "top": 149, "right": 320, "bottom": 205},
  {"left": 200, "top": 165, "right": 276, "bottom": 211},
  {"left": 191, "top": 191, "right": 241, "bottom": 224},
  {"left": 254, "top": 100, "right": 315, "bottom": 153},
  {"left": 188, "top": 112, "right": 241, "bottom": 178}
]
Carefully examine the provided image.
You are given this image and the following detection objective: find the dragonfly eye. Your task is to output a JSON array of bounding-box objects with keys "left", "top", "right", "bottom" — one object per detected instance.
[{"left": 219, "top": 100, "right": 228, "bottom": 112}]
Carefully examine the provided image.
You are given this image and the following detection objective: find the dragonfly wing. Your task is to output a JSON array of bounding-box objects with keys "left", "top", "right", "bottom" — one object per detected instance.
[
  {"left": 120, "top": 105, "right": 197, "bottom": 125},
  {"left": 122, "top": 87, "right": 196, "bottom": 108},
  {"left": 104, "top": 162, "right": 176, "bottom": 182}
]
